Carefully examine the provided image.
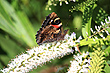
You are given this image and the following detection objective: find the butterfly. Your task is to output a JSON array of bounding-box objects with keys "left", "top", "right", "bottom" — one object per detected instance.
[{"left": 35, "top": 12, "right": 69, "bottom": 45}]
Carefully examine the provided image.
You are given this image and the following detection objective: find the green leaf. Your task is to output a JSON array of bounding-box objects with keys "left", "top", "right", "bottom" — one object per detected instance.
[
  {"left": 82, "top": 17, "right": 92, "bottom": 38},
  {"left": 104, "top": 61, "right": 110, "bottom": 73},
  {"left": 0, "top": 34, "right": 24, "bottom": 58},
  {"left": 88, "top": 48, "right": 105, "bottom": 73},
  {"left": 0, "top": 55, "right": 10, "bottom": 65},
  {"left": 79, "top": 38, "right": 109, "bottom": 47},
  {"left": 0, "top": 0, "right": 36, "bottom": 47},
  {"left": 104, "top": 46, "right": 110, "bottom": 56}
]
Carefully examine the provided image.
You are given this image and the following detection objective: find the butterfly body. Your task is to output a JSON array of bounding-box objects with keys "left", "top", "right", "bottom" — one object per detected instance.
[{"left": 35, "top": 12, "right": 68, "bottom": 45}]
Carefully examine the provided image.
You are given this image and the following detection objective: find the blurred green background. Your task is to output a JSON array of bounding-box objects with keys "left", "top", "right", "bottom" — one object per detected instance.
[{"left": 1, "top": 0, "right": 110, "bottom": 73}]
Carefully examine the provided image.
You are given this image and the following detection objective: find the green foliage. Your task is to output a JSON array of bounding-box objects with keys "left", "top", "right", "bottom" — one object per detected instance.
[
  {"left": 81, "top": 2, "right": 96, "bottom": 38},
  {"left": 104, "top": 62, "right": 110, "bottom": 73},
  {"left": 0, "top": 0, "right": 38, "bottom": 71},
  {"left": 68, "top": 0, "right": 110, "bottom": 72},
  {"left": 69, "top": 0, "right": 98, "bottom": 12},
  {"left": 88, "top": 48, "right": 105, "bottom": 73},
  {"left": 0, "top": 0, "right": 110, "bottom": 72},
  {"left": 87, "top": 39, "right": 110, "bottom": 73},
  {"left": 45, "top": 0, "right": 70, "bottom": 10},
  {"left": 93, "top": 7, "right": 108, "bottom": 24},
  {"left": 0, "top": 0, "right": 36, "bottom": 47}
]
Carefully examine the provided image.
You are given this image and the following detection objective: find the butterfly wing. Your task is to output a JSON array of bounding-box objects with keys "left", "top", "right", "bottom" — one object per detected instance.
[{"left": 35, "top": 12, "right": 68, "bottom": 45}]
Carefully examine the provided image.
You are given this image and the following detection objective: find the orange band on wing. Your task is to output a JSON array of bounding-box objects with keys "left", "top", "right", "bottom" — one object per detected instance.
[
  {"left": 51, "top": 25, "right": 59, "bottom": 28},
  {"left": 51, "top": 23, "right": 62, "bottom": 28}
]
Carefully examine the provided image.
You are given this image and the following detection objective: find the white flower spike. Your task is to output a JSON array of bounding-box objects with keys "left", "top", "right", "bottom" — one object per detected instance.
[{"left": 1, "top": 32, "right": 81, "bottom": 73}]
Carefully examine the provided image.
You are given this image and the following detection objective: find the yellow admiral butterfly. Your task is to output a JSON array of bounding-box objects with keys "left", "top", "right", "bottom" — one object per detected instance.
[{"left": 35, "top": 12, "right": 69, "bottom": 45}]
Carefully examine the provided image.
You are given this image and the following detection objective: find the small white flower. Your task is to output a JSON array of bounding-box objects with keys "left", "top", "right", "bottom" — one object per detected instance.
[
  {"left": 67, "top": 52, "right": 90, "bottom": 73},
  {"left": 103, "top": 37, "right": 105, "bottom": 39},
  {"left": 54, "top": 4, "right": 57, "bottom": 6},
  {"left": 49, "top": 7, "right": 51, "bottom": 10},
  {"left": 108, "top": 16, "right": 110, "bottom": 21},
  {"left": 93, "top": 31, "right": 96, "bottom": 34},
  {"left": 93, "top": 38, "right": 95, "bottom": 41},
  {"left": 90, "top": 28, "right": 93, "bottom": 33},
  {"left": 60, "top": 2, "right": 62, "bottom": 6},
  {"left": 72, "top": 32, "right": 76, "bottom": 39},
  {"left": 102, "top": 30, "right": 104, "bottom": 32},
  {"left": 73, "top": 0, "right": 76, "bottom": 2},
  {"left": 89, "top": 36, "right": 91, "bottom": 38},
  {"left": 101, "top": 21, "right": 104, "bottom": 26},
  {"left": 95, "top": 36, "right": 98, "bottom": 39},
  {"left": 64, "top": 34, "right": 70, "bottom": 39},
  {"left": 95, "top": 25, "right": 97, "bottom": 30},
  {"left": 75, "top": 36, "right": 82, "bottom": 43},
  {"left": 65, "top": 1, "right": 69, "bottom": 4},
  {"left": 105, "top": 19, "right": 110, "bottom": 24},
  {"left": 105, "top": 30, "right": 109, "bottom": 35},
  {"left": 86, "top": 32, "right": 88, "bottom": 35},
  {"left": 100, "top": 34, "right": 104, "bottom": 38}
]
